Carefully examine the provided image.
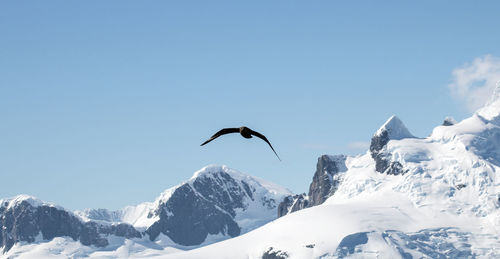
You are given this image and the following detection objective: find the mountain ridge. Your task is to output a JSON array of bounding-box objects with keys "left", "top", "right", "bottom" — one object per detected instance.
[
  {"left": 5, "top": 86, "right": 500, "bottom": 258},
  {"left": 0, "top": 165, "right": 291, "bottom": 254}
]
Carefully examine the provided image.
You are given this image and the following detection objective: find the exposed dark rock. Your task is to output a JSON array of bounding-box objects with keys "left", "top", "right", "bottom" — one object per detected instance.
[
  {"left": 370, "top": 126, "right": 406, "bottom": 175},
  {"left": 370, "top": 130, "right": 395, "bottom": 174},
  {"left": 308, "top": 155, "right": 346, "bottom": 206},
  {"left": 369, "top": 116, "right": 413, "bottom": 175},
  {"left": 262, "top": 247, "right": 289, "bottom": 259},
  {"left": 370, "top": 130, "right": 390, "bottom": 155},
  {"left": 144, "top": 170, "right": 274, "bottom": 246},
  {"left": 0, "top": 200, "right": 141, "bottom": 253},
  {"left": 192, "top": 171, "right": 246, "bottom": 217},
  {"left": 278, "top": 155, "right": 347, "bottom": 217},
  {"left": 146, "top": 183, "right": 241, "bottom": 246},
  {"left": 277, "top": 194, "right": 308, "bottom": 218},
  {"left": 37, "top": 205, "right": 81, "bottom": 241},
  {"left": 443, "top": 117, "right": 457, "bottom": 126}
]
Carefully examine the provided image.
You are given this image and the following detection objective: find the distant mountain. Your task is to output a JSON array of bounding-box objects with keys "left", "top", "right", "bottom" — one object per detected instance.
[{"left": 0, "top": 165, "right": 291, "bottom": 255}]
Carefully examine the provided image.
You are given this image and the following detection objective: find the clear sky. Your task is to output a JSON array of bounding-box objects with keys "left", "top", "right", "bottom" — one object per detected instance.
[{"left": 1, "top": 1, "right": 500, "bottom": 211}]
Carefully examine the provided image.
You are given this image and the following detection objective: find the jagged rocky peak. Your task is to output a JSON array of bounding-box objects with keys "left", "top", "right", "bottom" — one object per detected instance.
[
  {"left": 370, "top": 116, "right": 413, "bottom": 175},
  {"left": 442, "top": 116, "right": 457, "bottom": 126},
  {"left": 146, "top": 165, "right": 290, "bottom": 246},
  {"left": 189, "top": 165, "right": 259, "bottom": 202},
  {"left": 277, "top": 194, "right": 308, "bottom": 218},
  {"left": 308, "top": 155, "right": 347, "bottom": 206},
  {"left": 190, "top": 164, "right": 238, "bottom": 179},
  {"left": 278, "top": 155, "right": 347, "bottom": 218},
  {"left": 374, "top": 115, "right": 413, "bottom": 141},
  {"left": 370, "top": 115, "right": 413, "bottom": 155},
  {"left": 1, "top": 194, "right": 49, "bottom": 210}
]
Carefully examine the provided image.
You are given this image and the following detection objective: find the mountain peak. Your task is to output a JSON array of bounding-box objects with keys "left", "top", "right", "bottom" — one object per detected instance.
[
  {"left": 0, "top": 194, "right": 48, "bottom": 210},
  {"left": 190, "top": 165, "right": 239, "bottom": 180},
  {"left": 190, "top": 165, "right": 291, "bottom": 196},
  {"left": 374, "top": 115, "right": 414, "bottom": 140}
]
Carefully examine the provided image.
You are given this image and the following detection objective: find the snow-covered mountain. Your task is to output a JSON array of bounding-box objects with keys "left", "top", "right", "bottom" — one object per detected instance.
[
  {"left": 147, "top": 91, "right": 500, "bottom": 258},
  {"left": 1, "top": 165, "right": 291, "bottom": 257},
  {"left": 6, "top": 89, "right": 500, "bottom": 258}
]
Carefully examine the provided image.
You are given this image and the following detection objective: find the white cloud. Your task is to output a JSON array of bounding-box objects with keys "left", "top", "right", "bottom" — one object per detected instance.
[
  {"left": 449, "top": 55, "right": 500, "bottom": 112},
  {"left": 301, "top": 143, "right": 334, "bottom": 150},
  {"left": 347, "top": 141, "right": 370, "bottom": 150}
]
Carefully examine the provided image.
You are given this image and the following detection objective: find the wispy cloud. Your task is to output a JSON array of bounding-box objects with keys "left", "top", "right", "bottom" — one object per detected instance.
[
  {"left": 301, "top": 143, "right": 335, "bottom": 150},
  {"left": 302, "top": 141, "right": 370, "bottom": 152},
  {"left": 449, "top": 55, "right": 500, "bottom": 112},
  {"left": 347, "top": 141, "right": 370, "bottom": 150}
]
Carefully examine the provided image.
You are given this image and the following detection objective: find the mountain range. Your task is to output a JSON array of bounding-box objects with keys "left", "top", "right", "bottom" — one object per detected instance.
[{"left": 4, "top": 88, "right": 500, "bottom": 258}]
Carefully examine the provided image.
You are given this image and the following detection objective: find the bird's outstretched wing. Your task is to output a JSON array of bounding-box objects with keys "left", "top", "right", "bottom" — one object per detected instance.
[
  {"left": 200, "top": 128, "right": 240, "bottom": 146},
  {"left": 249, "top": 129, "right": 281, "bottom": 161}
]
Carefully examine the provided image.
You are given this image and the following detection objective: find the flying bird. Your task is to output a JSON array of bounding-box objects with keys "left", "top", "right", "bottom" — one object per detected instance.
[{"left": 201, "top": 126, "right": 281, "bottom": 161}]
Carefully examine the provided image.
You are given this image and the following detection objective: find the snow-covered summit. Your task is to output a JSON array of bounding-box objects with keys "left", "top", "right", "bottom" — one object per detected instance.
[
  {"left": 0, "top": 194, "right": 59, "bottom": 210},
  {"left": 190, "top": 165, "right": 292, "bottom": 196},
  {"left": 374, "top": 115, "right": 414, "bottom": 140},
  {"left": 370, "top": 116, "right": 414, "bottom": 175}
]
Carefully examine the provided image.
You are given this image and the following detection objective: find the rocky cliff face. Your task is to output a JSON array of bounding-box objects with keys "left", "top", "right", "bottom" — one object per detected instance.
[
  {"left": 145, "top": 166, "right": 289, "bottom": 246},
  {"left": 145, "top": 172, "right": 242, "bottom": 246},
  {"left": 278, "top": 155, "right": 347, "bottom": 217},
  {"left": 0, "top": 196, "right": 140, "bottom": 253},
  {"left": 277, "top": 194, "right": 308, "bottom": 217},
  {"left": 308, "top": 155, "right": 347, "bottom": 206}
]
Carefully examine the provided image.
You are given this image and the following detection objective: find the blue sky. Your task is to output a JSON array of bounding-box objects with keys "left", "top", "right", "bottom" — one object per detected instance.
[{"left": 1, "top": 1, "right": 500, "bottom": 210}]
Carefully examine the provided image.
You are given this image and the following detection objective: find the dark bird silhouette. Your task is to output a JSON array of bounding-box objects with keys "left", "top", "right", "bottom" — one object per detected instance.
[{"left": 201, "top": 126, "right": 281, "bottom": 161}]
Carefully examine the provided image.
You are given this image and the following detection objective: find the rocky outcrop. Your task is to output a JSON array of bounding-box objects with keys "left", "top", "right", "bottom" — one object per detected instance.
[
  {"left": 370, "top": 116, "right": 413, "bottom": 175},
  {"left": 278, "top": 155, "right": 347, "bottom": 217},
  {"left": 308, "top": 155, "right": 346, "bottom": 206},
  {"left": 442, "top": 117, "right": 457, "bottom": 126},
  {"left": 262, "top": 247, "right": 289, "bottom": 259},
  {"left": 277, "top": 194, "right": 308, "bottom": 218},
  {"left": 0, "top": 198, "right": 141, "bottom": 253}
]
